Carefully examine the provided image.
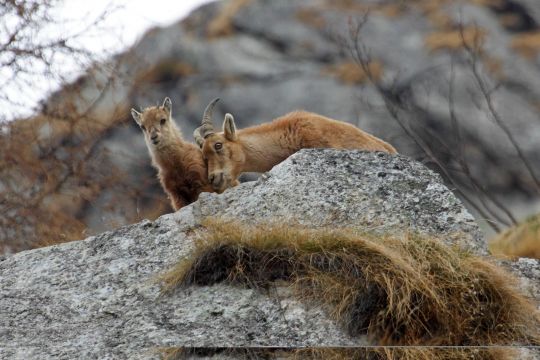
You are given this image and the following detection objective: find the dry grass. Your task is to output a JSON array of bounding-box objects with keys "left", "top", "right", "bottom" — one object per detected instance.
[
  {"left": 470, "top": 0, "right": 504, "bottom": 6},
  {"left": 134, "top": 60, "right": 196, "bottom": 85},
  {"left": 294, "top": 348, "right": 516, "bottom": 360},
  {"left": 161, "top": 221, "right": 540, "bottom": 347},
  {"left": 156, "top": 347, "right": 517, "bottom": 360},
  {"left": 324, "top": 61, "right": 383, "bottom": 85},
  {"left": 490, "top": 214, "right": 540, "bottom": 259},
  {"left": 206, "top": 0, "right": 251, "bottom": 39},
  {"left": 511, "top": 32, "right": 540, "bottom": 59},
  {"left": 295, "top": 8, "right": 327, "bottom": 29},
  {"left": 425, "top": 27, "right": 486, "bottom": 52}
]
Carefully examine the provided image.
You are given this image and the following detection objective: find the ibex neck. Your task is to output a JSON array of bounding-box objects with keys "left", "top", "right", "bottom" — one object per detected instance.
[
  {"left": 239, "top": 131, "right": 296, "bottom": 173},
  {"left": 150, "top": 128, "right": 186, "bottom": 166}
]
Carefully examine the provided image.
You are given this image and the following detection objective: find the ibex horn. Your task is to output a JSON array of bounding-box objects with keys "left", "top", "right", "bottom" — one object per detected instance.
[
  {"left": 201, "top": 98, "right": 220, "bottom": 136},
  {"left": 194, "top": 97, "right": 220, "bottom": 148}
]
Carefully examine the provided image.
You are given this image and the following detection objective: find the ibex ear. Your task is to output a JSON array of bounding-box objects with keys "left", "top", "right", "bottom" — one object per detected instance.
[
  {"left": 131, "top": 109, "right": 142, "bottom": 126},
  {"left": 162, "top": 97, "right": 172, "bottom": 116},
  {"left": 223, "top": 113, "right": 237, "bottom": 141}
]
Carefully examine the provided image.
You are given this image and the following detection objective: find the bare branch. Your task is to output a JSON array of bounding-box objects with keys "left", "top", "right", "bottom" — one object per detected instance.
[{"left": 458, "top": 22, "right": 540, "bottom": 194}]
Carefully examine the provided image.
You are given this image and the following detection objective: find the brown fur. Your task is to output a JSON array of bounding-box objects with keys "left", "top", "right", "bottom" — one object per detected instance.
[
  {"left": 201, "top": 110, "right": 397, "bottom": 192},
  {"left": 131, "top": 98, "right": 213, "bottom": 210}
]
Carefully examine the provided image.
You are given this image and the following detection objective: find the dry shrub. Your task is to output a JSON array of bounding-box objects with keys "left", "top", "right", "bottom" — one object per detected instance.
[
  {"left": 323, "top": 0, "right": 368, "bottom": 13},
  {"left": 295, "top": 8, "right": 327, "bottom": 29},
  {"left": 156, "top": 347, "right": 516, "bottom": 360},
  {"left": 134, "top": 60, "right": 197, "bottom": 85},
  {"left": 0, "top": 108, "right": 129, "bottom": 252},
  {"left": 324, "top": 0, "right": 406, "bottom": 18},
  {"left": 490, "top": 214, "right": 540, "bottom": 259},
  {"left": 425, "top": 27, "right": 486, "bottom": 52},
  {"left": 206, "top": 0, "right": 251, "bottom": 39},
  {"left": 161, "top": 221, "right": 540, "bottom": 346},
  {"left": 499, "top": 14, "right": 523, "bottom": 29},
  {"left": 511, "top": 32, "right": 540, "bottom": 59},
  {"left": 324, "top": 61, "right": 383, "bottom": 85},
  {"left": 471, "top": 0, "right": 504, "bottom": 6},
  {"left": 424, "top": 26, "right": 505, "bottom": 78}
]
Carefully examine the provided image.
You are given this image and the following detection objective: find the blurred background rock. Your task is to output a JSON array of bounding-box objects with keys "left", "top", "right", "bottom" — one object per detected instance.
[{"left": 1, "top": 0, "right": 539, "bottom": 257}]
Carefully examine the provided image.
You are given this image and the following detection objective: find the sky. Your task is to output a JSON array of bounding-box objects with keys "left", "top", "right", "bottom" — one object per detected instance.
[
  {"left": 1, "top": 0, "right": 214, "bottom": 121},
  {"left": 57, "top": 0, "right": 214, "bottom": 54}
]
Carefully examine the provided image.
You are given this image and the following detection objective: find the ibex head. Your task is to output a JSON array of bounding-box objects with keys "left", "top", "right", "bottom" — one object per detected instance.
[
  {"left": 194, "top": 99, "right": 244, "bottom": 193},
  {"left": 131, "top": 97, "right": 175, "bottom": 147}
]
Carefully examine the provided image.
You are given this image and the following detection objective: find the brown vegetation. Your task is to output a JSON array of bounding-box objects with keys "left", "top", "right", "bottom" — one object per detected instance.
[
  {"left": 157, "top": 347, "right": 516, "bottom": 360},
  {"left": 323, "top": 61, "right": 383, "bottom": 85},
  {"left": 295, "top": 8, "right": 327, "bottom": 29},
  {"left": 0, "top": 103, "right": 131, "bottom": 252},
  {"left": 161, "top": 221, "right": 540, "bottom": 346},
  {"left": 511, "top": 32, "right": 540, "bottom": 59},
  {"left": 425, "top": 27, "right": 486, "bottom": 52},
  {"left": 134, "top": 60, "right": 197, "bottom": 85},
  {"left": 206, "top": 0, "right": 251, "bottom": 38},
  {"left": 0, "top": 0, "right": 156, "bottom": 253},
  {"left": 490, "top": 214, "right": 540, "bottom": 259}
]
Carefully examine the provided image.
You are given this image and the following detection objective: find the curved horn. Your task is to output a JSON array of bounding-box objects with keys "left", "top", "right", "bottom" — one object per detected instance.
[{"left": 198, "top": 97, "right": 220, "bottom": 139}]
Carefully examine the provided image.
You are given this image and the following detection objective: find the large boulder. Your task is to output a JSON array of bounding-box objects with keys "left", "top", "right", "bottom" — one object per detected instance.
[{"left": 4, "top": 150, "right": 536, "bottom": 359}]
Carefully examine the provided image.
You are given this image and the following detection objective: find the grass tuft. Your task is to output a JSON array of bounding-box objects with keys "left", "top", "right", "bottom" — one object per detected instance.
[
  {"left": 489, "top": 214, "right": 540, "bottom": 259},
  {"left": 156, "top": 347, "right": 518, "bottom": 360},
  {"left": 424, "top": 27, "right": 486, "bottom": 52},
  {"left": 323, "top": 61, "right": 383, "bottom": 85},
  {"left": 206, "top": 0, "right": 251, "bottom": 38},
  {"left": 511, "top": 32, "right": 540, "bottom": 59},
  {"left": 161, "top": 220, "right": 540, "bottom": 346}
]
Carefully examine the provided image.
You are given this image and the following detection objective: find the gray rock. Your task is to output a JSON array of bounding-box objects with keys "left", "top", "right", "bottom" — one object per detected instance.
[
  {"left": 501, "top": 257, "right": 540, "bottom": 309},
  {"left": 0, "top": 150, "right": 511, "bottom": 359},
  {"left": 194, "top": 150, "right": 486, "bottom": 255}
]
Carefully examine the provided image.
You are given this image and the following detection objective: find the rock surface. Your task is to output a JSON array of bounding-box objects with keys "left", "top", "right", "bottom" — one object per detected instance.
[
  {"left": 195, "top": 150, "right": 486, "bottom": 255},
  {"left": 1, "top": 150, "right": 537, "bottom": 359}
]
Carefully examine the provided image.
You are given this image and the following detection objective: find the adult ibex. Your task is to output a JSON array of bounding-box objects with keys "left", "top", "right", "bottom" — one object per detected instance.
[
  {"left": 194, "top": 99, "right": 397, "bottom": 193},
  {"left": 131, "top": 98, "right": 214, "bottom": 210}
]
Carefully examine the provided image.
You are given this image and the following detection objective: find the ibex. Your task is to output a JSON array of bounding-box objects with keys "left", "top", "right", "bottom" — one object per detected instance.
[
  {"left": 131, "top": 98, "right": 214, "bottom": 210},
  {"left": 194, "top": 99, "right": 397, "bottom": 193}
]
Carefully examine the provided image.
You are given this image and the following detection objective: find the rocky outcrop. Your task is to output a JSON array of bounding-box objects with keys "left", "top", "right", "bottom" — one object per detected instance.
[{"left": 1, "top": 150, "right": 537, "bottom": 359}]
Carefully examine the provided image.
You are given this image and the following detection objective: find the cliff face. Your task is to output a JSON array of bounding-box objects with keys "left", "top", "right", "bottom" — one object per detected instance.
[
  {"left": 2, "top": 0, "right": 540, "bottom": 252},
  {"left": 0, "top": 150, "right": 538, "bottom": 359}
]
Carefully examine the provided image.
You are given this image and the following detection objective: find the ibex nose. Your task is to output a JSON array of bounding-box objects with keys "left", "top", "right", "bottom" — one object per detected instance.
[
  {"left": 150, "top": 133, "right": 158, "bottom": 140},
  {"left": 209, "top": 172, "right": 224, "bottom": 188}
]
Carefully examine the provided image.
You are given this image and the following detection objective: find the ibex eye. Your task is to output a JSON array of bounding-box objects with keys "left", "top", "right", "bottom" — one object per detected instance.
[
  {"left": 214, "top": 142, "right": 223, "bottom": 151},
  {"left": 160, "top": 118, "right": 166, "bottom": 125}
]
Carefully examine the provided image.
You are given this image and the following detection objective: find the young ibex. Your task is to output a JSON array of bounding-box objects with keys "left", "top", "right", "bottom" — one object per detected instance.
[
  {"left": 131, "top": 98, "right": 214, "bottom": 210},
  {"left": 194, "top": 99, "right": 397, "bottom": 193}
]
